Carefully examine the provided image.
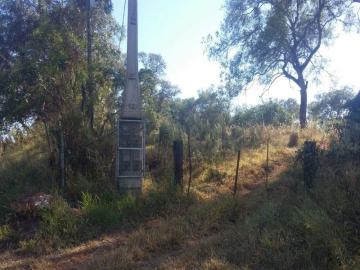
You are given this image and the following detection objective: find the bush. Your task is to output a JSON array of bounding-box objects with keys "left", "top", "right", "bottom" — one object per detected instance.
[
  {"left": 38, "top": 196, "right": 81, "bottom": 249},
  {"left": 288, "top": 132, "right": 299, "bottom": 148},
  {"left": 231, "top": 126, "right": 266, "bottom": 149},
  {"left": 233, "top": 99, "right": 298, "bottom": 128}
]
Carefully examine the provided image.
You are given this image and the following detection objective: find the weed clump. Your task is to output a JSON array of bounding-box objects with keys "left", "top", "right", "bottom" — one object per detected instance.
[{"left": 204, "top": 168, "right": 228, "bottom": 184}]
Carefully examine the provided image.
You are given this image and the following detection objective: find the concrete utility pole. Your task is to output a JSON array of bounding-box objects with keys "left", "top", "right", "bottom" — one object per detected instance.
[
  {"left": 116, "top": 0, "right": 145, "bottom": 194},
  {"left": 122, "top": 0, "right": 141, "bottom": 118}
]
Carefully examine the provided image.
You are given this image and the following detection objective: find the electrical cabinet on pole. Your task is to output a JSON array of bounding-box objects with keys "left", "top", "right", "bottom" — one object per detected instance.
[{"left": 116, "top": 0, "right": 145, "bottom": 194}]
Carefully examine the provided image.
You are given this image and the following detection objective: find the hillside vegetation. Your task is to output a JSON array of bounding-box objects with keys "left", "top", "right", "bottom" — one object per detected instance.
[{"left": 1, "top": 124, "right": 360, "bottom": 269}]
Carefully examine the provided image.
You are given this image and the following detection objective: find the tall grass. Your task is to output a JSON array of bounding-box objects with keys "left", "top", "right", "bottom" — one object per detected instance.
[
  {"left": 86, "top": 138, "right": 360, "bottom": 269},
  {"left": 3, "top": 184, "right": 194, "bottom": 254}
]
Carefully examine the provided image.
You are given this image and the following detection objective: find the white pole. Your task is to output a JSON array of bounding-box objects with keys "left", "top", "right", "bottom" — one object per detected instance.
[
  {"left": 122, "top": 0, "right": 141, "bottom": 119},
  {"left": 117, "top": 0, "right": 143, "bottom": 194}
]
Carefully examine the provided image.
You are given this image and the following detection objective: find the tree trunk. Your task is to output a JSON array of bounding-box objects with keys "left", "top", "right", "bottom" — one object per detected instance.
[
  {"left": 43, "top": 121, "right": 56, "bottom": 187},
  {"left": 299, "top": 83, "right": 308, "bottom": 129}
]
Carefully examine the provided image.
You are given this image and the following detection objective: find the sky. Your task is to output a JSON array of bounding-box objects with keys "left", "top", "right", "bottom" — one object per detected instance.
[{"left": 113, "top": 0, "right": 360, "bottom": 106}]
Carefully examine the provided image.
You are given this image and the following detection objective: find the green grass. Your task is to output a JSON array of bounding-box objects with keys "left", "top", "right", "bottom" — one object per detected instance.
[{"left": 4, "top": 184, "right": 194, "bottom": 254}]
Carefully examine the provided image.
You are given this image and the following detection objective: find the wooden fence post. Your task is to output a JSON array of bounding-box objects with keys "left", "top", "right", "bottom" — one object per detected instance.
[
  {"left": 265, "top": 138, "right": 270, "bottom": 190},
  {"left": 187, "top": 131, "right": 192, "bottom": 195},
  {"left": 303, "top": 141, "right": 318, "bottom": 189},
  {"left": 234, "top": 150, "right": 241, "bottom": 196}
]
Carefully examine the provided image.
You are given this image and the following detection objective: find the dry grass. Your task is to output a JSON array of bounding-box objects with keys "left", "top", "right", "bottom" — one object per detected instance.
[{"left": 2, "top": 125, "right": 344, "bottom": 270}]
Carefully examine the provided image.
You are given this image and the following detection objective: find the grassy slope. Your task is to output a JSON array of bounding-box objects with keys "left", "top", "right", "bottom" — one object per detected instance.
[
  {"left": 2, "top": 126, "right": 360, "bottom": 269},
  {"left": 85, "top": 128, "right": 360, "bottom": 270}
]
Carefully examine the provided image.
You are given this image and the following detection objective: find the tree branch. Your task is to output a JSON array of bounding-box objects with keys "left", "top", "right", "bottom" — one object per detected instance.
[
  {"left": 282, "top": 62, "right": 299, "bottom": 84},
  {"left": 260, "top": 72, "right": 283, "bottom": 98},
  {"left": 300, "top": 0, "right": 325, "bottom": 70}
]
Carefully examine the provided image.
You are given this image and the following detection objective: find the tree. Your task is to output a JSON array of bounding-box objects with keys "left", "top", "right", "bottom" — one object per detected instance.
[
  {"left": 139, "top": 53, "right": 180, "bottom": 135},
  {"left": 208, "top": 0, "right": 359, "bottom": 128},
  {"left": 279, "top": 98, "right": 300, "bottom": 122},
  {"left": 195, "top": 88, "right": 231, "bottom": 160},
  {"left": 170, "top": 88, "right": 231, "bottom": 163},
  {"left": 233, "top": 99, "right": 299, "bottom": 128},
  {"left": 347, "top": 91, "right": 360, "bottom": 124},
  {"left": 0, "top": 0, "right": 121, "bottom": 131},
  {"left": 170, "top": 98, "right": 197, "bottom": 194},
  {"left": 309, "top": 87, "right": 355, "bottom": 124},
  {"left": 0, "top": 0, "right": 122, "bottom": 189}
]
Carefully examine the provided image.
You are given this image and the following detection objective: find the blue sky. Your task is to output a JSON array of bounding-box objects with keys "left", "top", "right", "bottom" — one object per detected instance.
[{"left": 113, "top": 0, "right": 360, "bottom": 105}]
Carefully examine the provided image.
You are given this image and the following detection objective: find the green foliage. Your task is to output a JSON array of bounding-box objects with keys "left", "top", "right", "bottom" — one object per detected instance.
[
  {"left": 39, "top": 196, "right": 81, "bottom": 248},
  {"left": 139, "top": 53, "right": 180, "bottom": 136},
  {"left": 342, "top": 91, "right": 360, "bottom": 144},
  {"left": 0, "top": 225, "right": 11, "bottom": 242},
  {"left": 192, "top": 160, "right": 358, "bottom": 269},
  {"left": 0, "top": 0, "right": 122, "bottom": 187},
  {"left": 80, "top": 185, "right": 193, "bottom": 233},
  {"left": 347, "top": 91, "right": 360, "bottom": 123},
  {"left": 325, "top": 91, "right": 360, "bottom": 159},
  {"left": 0, "top": 184, "right": 193, "bottom": 253},
  {"left": 158, "top": 122, "right": 175, "bottom": 151},
  {"left": 233, "top": 99, "right": 298, "bottom": 128},
  {"left": 81, "top": 192, "right": 123, "bottom": 231},
  {"left": 231, "top": 125, "right": 266, "bottom": 149},
  {"left": 0, "top": 132, "right": 52, "bottom": 223},
  {"left": 170, "top": 88, "right": 231, "bottom": 163},
  {"left": 309, "top": 88, "right": 355, "bottom": 125}
]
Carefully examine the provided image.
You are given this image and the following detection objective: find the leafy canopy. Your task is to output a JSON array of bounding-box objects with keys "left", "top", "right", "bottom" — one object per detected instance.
[
  {"left": 208, "top": 0, "right": 359, "bottom": 97},
  {"left": 309, "top": 87, "right": 355, "bottom": 124}
]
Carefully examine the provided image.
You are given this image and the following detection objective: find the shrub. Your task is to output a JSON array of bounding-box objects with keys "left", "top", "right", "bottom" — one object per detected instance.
[
  {"left": 233, "top": 99, "right": 297, "bottom": 128},
  {"left": 231, "top": 126, "right": 266, "bottom": 149},
  {"left": 288, "top": 132, "right": 299, "bottom": 148},
  {"left": 38, "top": 196, "right": 81, "bottom": 249}
]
